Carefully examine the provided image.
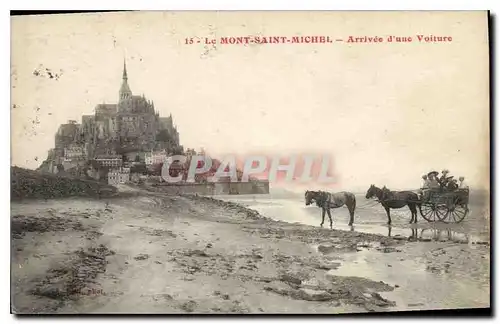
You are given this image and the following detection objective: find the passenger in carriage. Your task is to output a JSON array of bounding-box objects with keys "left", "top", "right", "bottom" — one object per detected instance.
[
  {"left": 421, "top": 174, "right": 430, "bottom": 189},
  {"left": 419, "top": 175, "right": 429, "bottom": 197},
  {"left": 439, "top": 169, "right": 450, "bottom": 184},
  {"left": 422, "top": 172, "right": 439, "bottom": 201},
  {"left": 458, "top": 176, "right": 469, "bottom": 190},
  {"left": 447, "top": 178, "right": 459, "bottom": 191},
  {"left": 427, "top": 171, "right": 441, "bottom": 189}
]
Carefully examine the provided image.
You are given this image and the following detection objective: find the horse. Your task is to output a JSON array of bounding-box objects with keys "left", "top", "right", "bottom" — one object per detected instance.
[
  {"left": 305, "top": 190, "right": 357, "bottom": 229},
  {"left": 365, "top": 184, "right": 420, "bottom": 225}
]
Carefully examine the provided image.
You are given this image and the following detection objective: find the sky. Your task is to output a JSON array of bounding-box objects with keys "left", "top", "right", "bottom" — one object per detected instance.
[{"left": 11, "top": 11, "right": 490, "bottom": 192}]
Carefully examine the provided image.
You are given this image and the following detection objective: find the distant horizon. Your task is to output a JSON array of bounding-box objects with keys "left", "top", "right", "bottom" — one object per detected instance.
[{"left": 268, "top": 184, "right": 489, "bottom": 195}]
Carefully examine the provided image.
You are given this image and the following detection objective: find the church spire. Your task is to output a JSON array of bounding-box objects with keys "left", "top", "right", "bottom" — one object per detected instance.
[
  {"left": 119, "top": 58, "right": 132, "bottom": 102},
  {"left": 123, "top": 59, "right": 128, "bottom": 80}
]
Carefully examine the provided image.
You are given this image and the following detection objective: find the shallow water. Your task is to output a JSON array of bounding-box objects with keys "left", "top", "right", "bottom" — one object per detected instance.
[
  {"left": 217, "top": 194, "right": 490, "bottom": 310},
  {"left": 329, "top": 245, "right": 490, "bottom": 310},
  {"left": 217, "top": 194, "right": 490, "bottom": 243}
]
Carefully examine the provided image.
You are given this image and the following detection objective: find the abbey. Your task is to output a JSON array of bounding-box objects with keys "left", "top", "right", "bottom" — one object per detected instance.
[{"left": 41, "top": 61, "right": 182, "bottom": 174}]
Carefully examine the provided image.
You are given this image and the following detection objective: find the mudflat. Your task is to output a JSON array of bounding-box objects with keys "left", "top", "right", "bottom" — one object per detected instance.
[{"left": 11, "top": 189, "right": 490, "bottom": 314}]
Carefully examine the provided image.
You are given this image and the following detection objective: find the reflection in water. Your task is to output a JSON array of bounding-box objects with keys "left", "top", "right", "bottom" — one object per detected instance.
[
  {"left": 418, "top": 228, "right": 470, "bottom": 243},
  {"left": 383, "top": 226, "right": 471, "bottom": 243},
  {"left": 220, "top": 195, "right": 486, "bottom": 243}
]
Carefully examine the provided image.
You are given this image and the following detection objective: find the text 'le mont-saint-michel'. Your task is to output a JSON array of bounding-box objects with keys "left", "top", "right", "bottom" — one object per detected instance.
[{"left": 184, "top": 34, "right": 453, "bottom": 45}]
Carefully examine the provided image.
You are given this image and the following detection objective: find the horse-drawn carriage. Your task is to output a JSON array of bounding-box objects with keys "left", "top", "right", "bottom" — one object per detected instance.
[{"left": 418, "top": 187, "right": 470, "bottom": 223}]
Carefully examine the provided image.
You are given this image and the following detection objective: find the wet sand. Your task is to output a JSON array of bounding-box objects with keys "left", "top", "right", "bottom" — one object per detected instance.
[{"left": 10, "top": 189, "right": 490, "bottom": 314}]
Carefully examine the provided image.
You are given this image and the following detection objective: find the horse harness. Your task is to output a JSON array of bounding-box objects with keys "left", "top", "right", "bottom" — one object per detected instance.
[{"left": 314, "top": 191, "right": 345, "bottom": 209}]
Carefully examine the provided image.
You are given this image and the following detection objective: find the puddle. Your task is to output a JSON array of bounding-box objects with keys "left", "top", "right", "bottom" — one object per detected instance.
[
  {"left": 322, "top": 245, "right": 489, "bottom": 310},
  {"left": 220, "top": 195, "right": 490, "bottom": 310}
]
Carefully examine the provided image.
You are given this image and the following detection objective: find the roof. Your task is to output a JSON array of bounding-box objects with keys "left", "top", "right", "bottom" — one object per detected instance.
[
  {"left": 57, "top": 123, "right": 80, "bottom": 137},
  {"left": 95, "top": 104, "right": 117, "bottom": 115},
  {"left": 95, "top": 155, "right": 122, "bottom": 160}
]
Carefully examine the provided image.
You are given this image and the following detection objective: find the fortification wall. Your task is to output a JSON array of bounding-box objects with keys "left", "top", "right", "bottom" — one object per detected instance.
[{"left": 149, "top": 181, "right": 270, "bottom": 195}]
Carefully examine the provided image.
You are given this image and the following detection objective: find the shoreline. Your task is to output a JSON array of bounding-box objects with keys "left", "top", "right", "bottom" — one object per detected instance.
[{"left": 11, "top": 190, "right": 490, "bottom": 314}]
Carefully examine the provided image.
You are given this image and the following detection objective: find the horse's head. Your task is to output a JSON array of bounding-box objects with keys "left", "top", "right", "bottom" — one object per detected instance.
[
  {"left": 305, "top": 190, "right": 317, "bottom": 206},
  {"left": 365, "top": 184, "right": 377, "bottom": 199}
]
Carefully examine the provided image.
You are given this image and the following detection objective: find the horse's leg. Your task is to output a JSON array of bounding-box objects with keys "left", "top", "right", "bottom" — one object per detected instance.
[
  {"left": 384, "top": 205, "right": 392, "bottom": 225},
  {"left": 320, "top": 208, "right": 325, "bottom": 228},
  {"left": 408, "top": 204, "right": 415, "bottom": 224},
  {"left": 326, "top": 208, "right": 333, "bottom": 229},
  {"left": 410, "top": 203, "right": 418, "bottom": 223},
  {"left": 348, "top": 196, "right": 356, "bottom": 226}
]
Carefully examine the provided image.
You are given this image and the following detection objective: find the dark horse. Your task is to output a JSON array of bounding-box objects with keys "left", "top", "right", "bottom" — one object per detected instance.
[
  {"left": 365, "top": 184, "right": 420, "bottom": 225},
  {"left": 305, "top": 190, "right": 357, "bottom": 228}
]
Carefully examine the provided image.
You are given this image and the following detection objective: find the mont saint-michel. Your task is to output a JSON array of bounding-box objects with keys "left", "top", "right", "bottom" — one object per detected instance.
[
  {"left": 35, "top": 61, "right": 269, "bottom": 195},
  {"left": 37, "top": 61, "right": 182, "bottom": 184}
]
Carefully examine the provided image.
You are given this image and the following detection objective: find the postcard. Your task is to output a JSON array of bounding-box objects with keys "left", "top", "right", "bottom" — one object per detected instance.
[{"left": 11, "top": 11, "right": 490, "bottom": 314}]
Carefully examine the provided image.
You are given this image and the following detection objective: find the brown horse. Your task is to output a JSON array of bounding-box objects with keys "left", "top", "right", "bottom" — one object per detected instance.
[
  {"left": 305, "top": 190, "right": 357, "bottom": 228},
  {"left": 365, "top": 184, "right": 420, "bottom": 225}
]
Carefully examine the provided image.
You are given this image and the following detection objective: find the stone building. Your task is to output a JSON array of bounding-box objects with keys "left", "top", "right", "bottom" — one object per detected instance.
[
  {"left": 144, "top": 149, "right": 169, "bottom": 166},
  {"left": 42, "top": 60, "right": 183, "bottom": 174},
  {"left": 108, "top": 167, "right": 131, "bottom": 186}
]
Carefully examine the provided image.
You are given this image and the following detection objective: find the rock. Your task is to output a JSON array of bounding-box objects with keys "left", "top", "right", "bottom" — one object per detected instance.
[
  {"left": 134, "top": 254, "right": 149, "bottom": 261},
  {"left": 475, "top": 241, "right": 489, "bottom": 245},
  {"left": 378, "top": 247, "right": 401, "bottom": 253},
  {"left": 316, "top": 262, "right": 341, "bottom": 270},
  {"left": 370, "top": 292, "right": 396, "bottom": 307},
  {"left": 280, "top": 274, "right": 302, "bottom": 285},
  {"left": 296, "top": 288, "right": 334, "bottom": 301},
  {"left": 33, "top": 286, "right": 66, "bottom": 299},
  {"left": 300, "top": 278, "right": 321, "bottom": 288},
  {"left": 185, "top": 249, "right": 209, "bottom": 257},
  {"left": 317, "top": 244, "right": 335, "bottom": 254},
  {"left": 180, "top": 300, "right": 197, "bottom": 313}
]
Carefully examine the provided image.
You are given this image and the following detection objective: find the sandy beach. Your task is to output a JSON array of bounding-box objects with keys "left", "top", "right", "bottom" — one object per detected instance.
[{"left": 11, "top": 186, "right": 490, "bottom": 314}]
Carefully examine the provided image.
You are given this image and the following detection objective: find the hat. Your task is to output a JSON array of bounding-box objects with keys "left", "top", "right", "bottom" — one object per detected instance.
[
  {"left": 428, "top": 171, "right": 439, "bottom": 177},
  {"left": 459, "top": 176, "right": 465, "bottom": 181},
  {"left": 442, "top": 169, "right": 449, "bottom": 174}
]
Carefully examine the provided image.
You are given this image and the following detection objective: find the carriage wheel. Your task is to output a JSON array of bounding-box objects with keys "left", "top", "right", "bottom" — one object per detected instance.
[
  {"left": 440, "top": 203, "right": 469, "bottom": 224},
  {"left": 419, "top": 203, "right": 441, "bottom": 222},
  {"left": 435, "top": 205, "right": 451, "bottom": 222}
]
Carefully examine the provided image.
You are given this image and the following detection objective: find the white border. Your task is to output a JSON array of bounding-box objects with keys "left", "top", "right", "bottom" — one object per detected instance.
[{"left": 3, "top": 1, "right": 497, "bottom": 323}]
